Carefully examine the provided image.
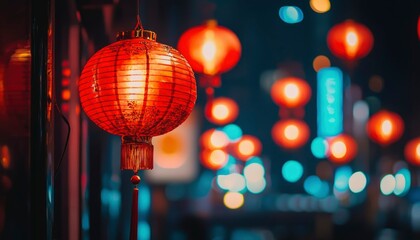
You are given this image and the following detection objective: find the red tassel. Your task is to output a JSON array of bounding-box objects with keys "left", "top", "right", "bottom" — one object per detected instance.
[{"left": 129, "top": 187, "right": 139, "bottom": 240}]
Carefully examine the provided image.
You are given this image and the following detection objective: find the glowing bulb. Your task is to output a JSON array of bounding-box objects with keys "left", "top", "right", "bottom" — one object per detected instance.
[
  {"left": 210, "top": 150, "right": 228, "bottom": 166},
  {"left": 310, "top": 0, "right": 331, "bottom": 13},
  {"left": 202, "top": 40, "right": 216, "bottom": 61},
  {"left": 284, "top": 125, "right": 299, "bottom": 140},
  {"left": 348, "top": 171, "right": 367, "bottom": 193},
  {"left": 331, "top": 141, "right": 347, "bottom": 159},
  {"left": 284, "top": 83, "right": 299, "bottom": 99},
  {"left": 223, "top": 192, "right": 244, "bottom": 209},
  {"left": 381, "top": 120, "right": 392, "bottom": 136},
  {"left": 380, "top": 174, "right": 396, "bottom": 195},
  {"left": 416, "top": 144, "right": 420, "bottom": 158},
  {"left": 346, "top": 31, "right": 359, "bottom": 47},
  {"left": 209, "top": 130, "right": 229, "bottom": 149},
  {"left": 212, "top": 104, "right": 229, "bottom": 120}
]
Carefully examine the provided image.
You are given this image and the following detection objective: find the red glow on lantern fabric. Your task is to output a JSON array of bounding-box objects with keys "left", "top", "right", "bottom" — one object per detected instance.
[
  {"left": 404, "top": 138, "right": 420, "bottom": 166},
  {"left": 205, "top": 97, "right": 239, "bottom": 125},
  {"left": 327, "top": 134, "right": 357, "bottom": 165},
  {"left": 327, "top": 20, "right": 374, "bottom": 61},
  {"left": 200, "top": 149, "right": 228, "bottom": 170},
  {"left": 79, "top": 32, "right": 197, "bottom": 171},
  {"left": 271, "top": 119, "right": 310, "bottom": 149},
  {"left": 232, "top": 135, "right": 262, "bottom": 161},
  {"left": 177, "top": 20, "right": 241, "bottom": 87},
  {"left": 366, "top": 110, "right": 404, "bottom": 146},
  {"left": 271, "top": 77, "right": 311, "bottom": 108}
]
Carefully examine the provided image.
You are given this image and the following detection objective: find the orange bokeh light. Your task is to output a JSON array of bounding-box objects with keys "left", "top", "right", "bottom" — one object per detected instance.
[
  {"left": 366, "top": 110, "right": 404, "bottom": 146},
  {"left": 200, "top": 128, "right": 229, "bottom": 150},
  {"left": 327, "top": 134, "right": 357, "bottom": 165},
  {"left": 232, "top": 135, "right": 262, "bottom": 161},
  {"left": 327, "top": 20, "right": 374, "bottom": 61},
  {"left": 312, "top": 55, "right": 331, "bottom": 72},
  {"left": 404, "top": 137, "right": 420, "bottom": 166},
  {"left": 205, "top": 97, "right": 239, "bottom": 125},
  {"left": 200, "top": 149, "right": 228, "bottom": 170},
  {"left": 270, "top": 77, "right": 312, "bottom": 108},
  {"left": 271, "top": 119, "right": 310, "bottom": 149}
]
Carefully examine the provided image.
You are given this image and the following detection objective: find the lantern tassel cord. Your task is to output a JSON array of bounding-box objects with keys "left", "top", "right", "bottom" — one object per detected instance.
[
  {"left": 134, "top": 0, "right": 144, "bottom": 30},
  {"left": 129, "top": 173, "right": 141, "bottom": 240}
]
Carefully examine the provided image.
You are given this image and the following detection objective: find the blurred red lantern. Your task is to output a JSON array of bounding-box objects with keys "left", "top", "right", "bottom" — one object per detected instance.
[
  {"left": 205, "top": 97, "right": 239, "bottom": 125},
  {"left": 79, "top": 29, "right": 197, "bottom": 171},
  {"left": 178, "top": 20, "right": 241, "bottom": 90},
  {"left": 327, "top": 134, "right": 358, "bottom": 165},
  {"left": 366, "top": 110, "right": 404, "bottom": 146},
  {"left": 327, "top": 20, "right": 374, "bottom": 61},
  {"left": 0, "top": 42, "right": 31, "bottom": 136},
  {"left": 271, "top": 119, "right": 310, "bottom": 149},
  {"left": 200, "top": 148, "right": 228, "bottom": 170},
  {"left": 271, "top": 77, "right": 311, "bottom": 109},
  {"left": 404, "top": 137, "right": 420, "bottom": 166},
  {"left": 232, "top": 135, "right": 262, "bottom": 161}
]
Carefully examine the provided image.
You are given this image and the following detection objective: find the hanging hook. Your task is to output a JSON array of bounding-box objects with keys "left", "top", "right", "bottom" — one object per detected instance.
[{"left": 134, "top": 0, "right": 144, "bottom": 30}]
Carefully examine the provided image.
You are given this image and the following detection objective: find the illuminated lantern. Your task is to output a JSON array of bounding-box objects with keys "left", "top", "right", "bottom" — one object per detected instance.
[
  {"left": 327, "top": 134, "right": 358, "bottom": 165},
  {"left": 366, "top": 110, "right": 404, "bottom": 146},
  {"left": 205, "top": 97, "right": 239, "bottom": 125},
  {"left": 200, "top": 128, "right": 230, "bottom": 150},
  {"left": 404, "top": 138, "right": 420, "bottom": 166},
  {"left": 232, "top": 135, "right": 262, "bottom": 161},
  {"left": 271, "top": 77, "right": 311, "bottom": 109},
  {"left": 327, "top": 20, "right": 374, "bottom": 61},
  {"left": 272, "top": 119, "right": 310, "bottom": 149},
  {"left": 200, "top": 149, "right": 229, "bottom": 170},
  {"left": 0, "top": 42, "right": 31, "bottom": 136},
  {"left": 178, "top": 20, "right": 241, "bottom": 98},
  {"left": 79, "top": 21, "right": 196, "bottom": 239}
]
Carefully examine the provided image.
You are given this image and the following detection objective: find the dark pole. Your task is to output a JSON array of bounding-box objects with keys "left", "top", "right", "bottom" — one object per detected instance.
[{"left": 30, "top": 0, "right": 54, "bottom": 238}]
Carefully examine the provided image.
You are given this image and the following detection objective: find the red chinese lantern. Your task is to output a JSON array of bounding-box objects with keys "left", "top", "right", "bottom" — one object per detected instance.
[
  {"left": 0, "top": 41, "right": 31, "bottom": 136},
  {"left": 232, "top": 135, "right": 262, "bottom": 161},
  {"left": 79, "top": 18, "right": 196, "bottom": 238},
  {"left": 178, "top": 20, "right": 241, "bottom": 99},
  {"left": 327, "top": 134, "right": 357, "bottom": 165},
  {"left": 271, "top": 119, "right": 310, "bottom": 149},
  {"left": 205, "top": 97, "right": 239, "bottom": 125},
  {"left": 404, "top": 137, "right": 420, "bottom": 166},
  {"left": 271, "top": 77, "right": 311, "bottom": 109},
  {"left": 327, "top": 20, "right": 374, "bottom": 61},
  {"left": 366, "top": 110, "right": 404, "bottom": 146}
]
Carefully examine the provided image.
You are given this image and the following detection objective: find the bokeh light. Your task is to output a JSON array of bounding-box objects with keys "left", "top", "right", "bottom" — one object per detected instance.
[
  {"left": 271, "top": 77, "right": 312, "bottom": 108},
  {"left": 310, "top": 0, "right": 331, "bottom": 13},
  {"left": 404, "top": 137, "right": 420, "bottom": 166},
  {"left": 353, "top": 100, "right": 369, "bottom": 122},
  {"left": 334, "top": 166, "right": 352, "bottom": 191},
  {"left": 279, "top": 6, "right": 304, "bottom": 24},
  {"left": 312, "top": 55, "right": 331, "bottom": 72},
  {"left": 200, "top": 149, "right": 229, "bottom": 170},
  {"left": 380, "top": 174, "right": 396, "bottom": 195},
  {"left": 272, "top": 119, "right": 310, "bottom": 149},
  {"left": 394, "top": 168, "right": 411, "bottom": 196},
  {"left": 205, "top": 97, "right": 239, "bottom": 125},
  {"left": 304, "top": 175, "right": 329, "bottom": 198},
  {"left": 200, "top": 128, "right": 229, "bottom": 150},
  {"left": 327, "top": 134, "right": 358, "bottom": 165},
  {"left": 348, "top": 171, "right": 367, "bottom": 193},
  {"left": 244, "top": 162, "right": 265, "bottom": 182},
  {"left": 222, "top": 124, "right": 243, "bottom": 142},
  {"left": 217, "top": 173, "right": 246, "bottom": 192},
  {"left": 282, "top": 160, "right": 304, "bottom": 183},
  {"left": 368, "top": 75, "right": 384, "bottom": 93},
  {"left": 311, "top": 137, "right": 329, "bottom": 158},
  {"left": 366, "top": 110, "right": 404, "bottom": 146},
  {"left": 233, "top": 135, "right": 262, "bottom": 161},
  {"left": 246, "top": 178, "right": 266, "bottom": 194},
  {"left": 223, "top": 191, "right": 244, "bottom": 209}
]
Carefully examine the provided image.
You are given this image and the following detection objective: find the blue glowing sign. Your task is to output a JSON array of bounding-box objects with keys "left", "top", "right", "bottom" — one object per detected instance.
[{"left": 317, "top": 67, "right": 343, "bottom": 137}]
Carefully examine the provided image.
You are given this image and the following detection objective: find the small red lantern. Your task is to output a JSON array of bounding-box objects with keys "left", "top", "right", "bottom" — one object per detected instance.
[
  {"left": 327, "top": 134, "right": 357, "bottom": 165},
  {"left": 205, "top": 97, "right": 239, "bottom": 125},
  {"left": 327, "top": 20, "right": 374, "bottom": 61},
  {"left": 270, "top": 77, "right": 311, "bottom": 109},
  {"left": 404, "top": 137, "right": 420, "bottom": 166},
  {"left": 178, "top": 20, "right": 241, "bottom": 90},
  {"left": 366, "top": 110, "right": 404, "bottom": 146},
  {"left": 271, "top": 119, "right": 310, "bottom": 149},
  {"left": 232, "top": 135, "right": 262, "bottom": 161},
  {"left": 0, "top": 42, "right": 31, "bottom": 136},
  {"left": 79, "top": 30, "right": 197, "bottom": 171}
]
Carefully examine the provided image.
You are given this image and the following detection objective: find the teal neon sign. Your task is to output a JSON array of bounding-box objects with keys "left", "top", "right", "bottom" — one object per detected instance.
[{"left": 317, "top": 67, "right": 343, "bottom": 137}]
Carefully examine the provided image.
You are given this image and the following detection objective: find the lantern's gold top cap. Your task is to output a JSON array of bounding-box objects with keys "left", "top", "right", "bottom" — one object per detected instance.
[{"left": 116, "top": 29, "right": 157, "bottom": 41}]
